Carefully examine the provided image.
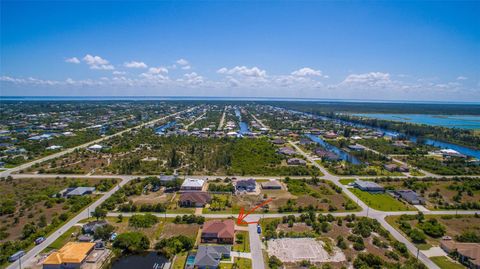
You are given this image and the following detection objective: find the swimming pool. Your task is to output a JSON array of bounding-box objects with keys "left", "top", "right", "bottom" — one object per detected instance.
[{"left": 185, "top": 253, "right": 196, "bottom": 268}]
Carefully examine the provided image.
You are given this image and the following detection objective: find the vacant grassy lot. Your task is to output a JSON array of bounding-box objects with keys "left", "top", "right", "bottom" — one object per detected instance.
[
  {"left": 386, "top": 214, "right": 480, "bottom": 249},
  {"left": 431, "top": 256, "right": 466, "bottom": 269},
  {"left": 219, "top": 258, "right": 252, "bottom": 269},
  {"left": 159, "top": 222, "right": 200, "bottom": 240},
  {"left": 233, "top": 231, "right": 250, "bottom": 252},
  {"left": 172, "top": 252, "right": 188, "bottom": 269},
  {"left": 339, "top": 179, "right": 356, "bottom": 185},
  {"left": 350, "top": 189, "right": 415, "bottom": 211}
]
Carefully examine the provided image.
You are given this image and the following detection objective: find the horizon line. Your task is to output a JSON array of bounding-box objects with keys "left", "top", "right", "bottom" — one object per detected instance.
[{"left": 1, "top": 95, "right": 479, "bottom": 105}]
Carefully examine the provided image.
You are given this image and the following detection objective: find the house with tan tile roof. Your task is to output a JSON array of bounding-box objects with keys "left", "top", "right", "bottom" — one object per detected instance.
[{"left": 43, "top": 242, "right": 95, "bottom": 269}]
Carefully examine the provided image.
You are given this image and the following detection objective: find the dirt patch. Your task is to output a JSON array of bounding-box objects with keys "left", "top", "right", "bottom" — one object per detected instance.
[
  {"left": 159, "top": 223, "right": 199, "bottom": 240},
  {"left": 267, "top": 238, "right": 346, "bottom": 263},
  {"left": 129, "top": 191, "right": 173, "bottom": 205}
]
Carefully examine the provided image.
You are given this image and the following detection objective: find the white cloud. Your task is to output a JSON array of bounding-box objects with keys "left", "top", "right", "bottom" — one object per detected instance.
[
  {"left": 181, "top": 65, "right": 191, "bottom": 70},
  {"left": 341, "top": 72, "right": 392, "bottom": 87},
  {"left": 65, "top": 57, "right": 80, "bottom": 64},
  {"left": 124, "top": 61, "right": 148, "bottom": 69},
  {"left": 291, "top": 67, "right": 325, "bottom": 77},
  {"left": 113, "top": 71, "right": 126, "bottom": 75},
  {"left": 457, "top": 76, "right": 468, "bottom": 80},
  {"left": 148, "top": 67, "right": 168, "bottom": 74},
  {"left": 83, "top": 54, "right": 114, "bottom": 70},
  {"left": 177, "top": 72, "right": 204, "bottom": 86},
  {"left": 176, "top": 58, "right": 189, "bottom": 66},
  {"left": 217, "top": 66, "right": 266, "bottom": 78}
]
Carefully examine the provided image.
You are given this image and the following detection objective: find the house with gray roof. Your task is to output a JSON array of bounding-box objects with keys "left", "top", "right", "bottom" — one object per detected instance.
[
  {"left": 395, "top": 190, "right": 425, "bottom": 205},
  {"left": 193, "top": 245, "right": 231, "bottom": 269},
  {"left": 353, "top": 180, "right": 384, "bottom": 193},
  {"left": 59, "top": 187, "right": 96, "bottom": 198}
]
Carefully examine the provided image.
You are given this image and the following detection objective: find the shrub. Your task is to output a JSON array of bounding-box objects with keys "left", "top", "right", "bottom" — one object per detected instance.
[
  {"left": 129, "top": 214, "right": 158, "bottom": 228},
  {"left": 113, "top": 232, "right": 150, "bottom": 253}
]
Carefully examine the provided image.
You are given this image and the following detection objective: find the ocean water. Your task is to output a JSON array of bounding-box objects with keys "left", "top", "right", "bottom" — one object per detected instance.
[{"left": 353, "top": 114, "right": 480, "bottom": 130}]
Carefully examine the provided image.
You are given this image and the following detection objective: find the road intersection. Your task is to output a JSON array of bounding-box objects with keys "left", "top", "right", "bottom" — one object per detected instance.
[{"left": 2, "top": 110, "right": 479, "bottom": 269}]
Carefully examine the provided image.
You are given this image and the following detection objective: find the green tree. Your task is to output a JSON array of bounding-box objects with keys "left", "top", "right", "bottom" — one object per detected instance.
[{"left": 113, "top": 232, "right": 150, "bottom": 253}]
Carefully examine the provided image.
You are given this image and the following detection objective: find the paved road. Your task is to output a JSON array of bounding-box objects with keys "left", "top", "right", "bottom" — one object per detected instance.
[
  {"left": 3, "top": 108, "right": 198, "bottom": 269},
  {"left": 288, "top": 140, "right": 444, "bottom": 269},
  {"left": 7, "top": 177, "right": 132, "bottom": 269},
  {"left": 249, "top": 111, "right": 269, "bottom": 130},
  {"left": 218, "top": 107, "right": 226, "bottom": 131},
  {"left": 0, "top": 106, "right": 197, "bottom": 178},
  {"left": 184, "top": 110, "right": 206, "bottom": 130},
  {"left": 246, "top": 215, "right": 265, "bottom": 269}
]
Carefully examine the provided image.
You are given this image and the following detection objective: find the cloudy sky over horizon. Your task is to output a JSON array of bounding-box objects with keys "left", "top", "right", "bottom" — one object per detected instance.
[{"left": 1, "top": 1, "right": 479, "bottom": 101}]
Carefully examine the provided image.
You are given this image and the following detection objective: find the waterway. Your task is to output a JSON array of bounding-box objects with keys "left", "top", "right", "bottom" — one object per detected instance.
[
  {"left": 294, "top": 109, "right": 480, "bottom": 159},
  {"left": 305, "top": 134, "right": 362, "bottom": 164},
  {"left": 111, "top": 252, "right": 169, "bottom": 269},
  {"left": 235, "top": 109, "right": 251, "bottom": 135},
  {"left": 155, "top": 121, "right": 176, "bottom": 135},
  {"left": 353, "top": 113, "right": 480, "bottom": 130}
]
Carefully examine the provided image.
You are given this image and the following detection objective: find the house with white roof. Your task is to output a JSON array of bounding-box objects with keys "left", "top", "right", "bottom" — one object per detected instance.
[
  {"left": 180, "top": 178, "right": 206, "bottom": 191},
  {"left": 87, "top": 144, "right": 103, "bottom": 151}
]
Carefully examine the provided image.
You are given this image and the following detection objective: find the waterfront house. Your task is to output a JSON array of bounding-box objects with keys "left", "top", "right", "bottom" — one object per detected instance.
[
  {"left": 43, "top": 242, "right": 95, "bottom": 269},
  {"left": 348, "top": 144, "right": 366, "bottom": 151},
  {"left": 201, "top": 220, "right": 235, "bottom": 244},
  {"left": 314, "top": 149, "right": 340, "bottom": 161},
  {"left": 193, "top": 245, "right": 232, "bottom": 269},
  {"left": 323, "top": 132, "right": 338, "bottom": 139}
]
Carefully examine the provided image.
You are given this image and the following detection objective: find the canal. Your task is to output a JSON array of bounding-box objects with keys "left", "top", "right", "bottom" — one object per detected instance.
[{"left": 305, "top": 133, "right": 362, "bottom": 164}]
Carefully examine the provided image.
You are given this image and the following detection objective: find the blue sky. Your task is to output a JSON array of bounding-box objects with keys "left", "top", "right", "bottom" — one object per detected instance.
[{"left": 1, "top": 1, "right": 479, "bottom": 101}]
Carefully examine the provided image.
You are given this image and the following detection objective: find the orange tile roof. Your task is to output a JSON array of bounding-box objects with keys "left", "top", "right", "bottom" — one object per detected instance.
[{"left": 44, "top": 242, "right": 95, "bottom": 265}]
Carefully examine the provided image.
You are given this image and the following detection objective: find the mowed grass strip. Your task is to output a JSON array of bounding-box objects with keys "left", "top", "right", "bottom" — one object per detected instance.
[
  {"left": 350, "top": 189, "right": 415, "bottom": 211},
  {"left": 233, "top": 231, "right": 250, "bottom": 252},
  {"left": 172, "top": 252, "right": 188, "bottom": 269},
  {"left": 43, "top": 226, "right": 81, "bottom": 253},
  {"left": 431, "top": 256, "right": 466, "bottom": 269}
]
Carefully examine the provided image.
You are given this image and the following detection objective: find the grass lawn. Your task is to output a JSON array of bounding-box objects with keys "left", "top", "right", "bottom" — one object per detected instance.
[
  {"left": 350, "top": 189, "right": 415, "bottom": 211},
  {"left": 233, "top": 231, "right": 250, "bottom": 252},
  {"left": 172, "top": 252, "right": 187, "bottom": 269},
  {"left": 339, "top": 178, "right": 355, "bottom": 185},
  {"left": 43, "top": 226, "right": 81, "bottom": 253},
  {"left": 219, "top": 258, "right": 252, "bottom": 269},
  {"left": 431, "top": 256, "right": 466, "bottom": 269}
]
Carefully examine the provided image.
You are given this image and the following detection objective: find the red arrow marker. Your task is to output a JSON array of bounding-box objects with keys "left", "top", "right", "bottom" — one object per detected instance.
[{"left": 236, "top": 198, "right": 273, "bottom": 225}]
